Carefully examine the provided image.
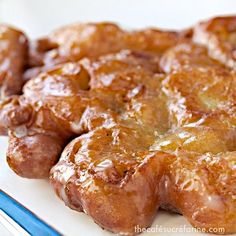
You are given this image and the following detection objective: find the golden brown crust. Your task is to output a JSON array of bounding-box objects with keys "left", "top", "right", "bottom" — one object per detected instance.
[
  {"left": 0, "top": 25, "right": 28, "bottom": 134},
  {"left": 0, "top": 17, "right": 236, "bottom": 235},
  {"left": 193, "top": 16, "right": 236, "bottom": 69},
  {"left": 3, "top": 51, "right": 167, "bottom": 179},
  {"left": 24, "top": 22, "right": 185, "bottom": 80},
  {"left": 0, "top": 25, "right": 28, "bottom": 98},
  {"left": 160, "top": 42, "right": 223, "bottom": 72}
]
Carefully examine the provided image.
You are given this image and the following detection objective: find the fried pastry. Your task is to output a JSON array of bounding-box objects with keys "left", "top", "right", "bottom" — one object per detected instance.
[
  {"left": 50, "top": 53, "right": 236, "bottom": 234},
  {"left": 1, "top": 49, "right": 235, "bottom": 234},
  {"left": 0, "top": 16, "right": 236, "bottom": 235},
  {"left": 0, "top": 25, "right": 28, "bottom": 99},
  {"left": 193, "top": 16, "right": 236, "bottom": 69},
  {"left": 24, "top": 22, "right": 186, "bottom": 80},
  {"left": 160, "top": 42, "right": 223, "bottom": 72},
  {"left": 2, "top": 51, "right": 166, "bottom": 178},
  {"left": 0, "top": 25, "right": 28, "bottom": 134}
]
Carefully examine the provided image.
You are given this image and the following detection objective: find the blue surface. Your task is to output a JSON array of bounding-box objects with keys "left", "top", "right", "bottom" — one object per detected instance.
[{"left": 0, "top": 190, "right": 61, "bottom": 236}]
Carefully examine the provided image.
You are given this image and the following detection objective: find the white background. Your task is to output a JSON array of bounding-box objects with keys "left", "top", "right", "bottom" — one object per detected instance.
[
  {"left": 0, "top": 0, "right": 236, "bottom": 235},
  {"left": 0, "top": 0, "right": 236, "bottom": 38}
]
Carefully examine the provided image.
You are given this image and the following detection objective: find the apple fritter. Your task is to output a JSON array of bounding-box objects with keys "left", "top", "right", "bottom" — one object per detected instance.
[
  {"left": 24, "top": 22, "right": 187, "bottom": 80},
  {"left": 30, "top": 23, "right": 182, "bottom": 65},
  {"left": 51, "top": 131, "right": 236, "bottom": 234},
  {"left": 160, "top": 42, "right": 224, "bottom": 72},
  {"left": 0, "top": 25, "right": 28, "bottom": 99},
  {"left": 50, "top": 44, "right": 236, "bottom": 233},
  {"left": 193, "top": 16, "right": 236, "bottom": 69},
  {"left": 1, "top": 51, "right": 167, "bottom": 178},
  {"left": 1, "top": 48, "right": 235, "bottom": 234},
  {"left": 50, "top": 60, "right": 236, "bottom": 234},
  {"left": 0, "top": 25, "right": 28, "bottom": 134},
  {"left": 0, "top": 17, "right": 236, "bottom": 235}
]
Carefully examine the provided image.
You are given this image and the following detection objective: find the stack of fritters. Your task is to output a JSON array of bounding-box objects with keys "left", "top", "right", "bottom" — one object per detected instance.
[{"left": 0, "top": 16, "right": 236, "bottom": 235}]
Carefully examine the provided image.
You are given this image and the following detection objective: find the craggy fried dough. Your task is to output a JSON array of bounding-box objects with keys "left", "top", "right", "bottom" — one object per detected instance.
[
  {"left": 160, "top": 42, "right": 223, "bottom": 72},
  {"left": 2, "top": 51, "right": 167, "bottom": 178},
  {"left": 51, "top": 131, "right": 236, "bottom": 234},
  {"left": 193, "top": 16, "right": 236, "bottom": 69},
  {"left": 50, "top": 51, "right": 236, "bottom": 234},
  {"left": 162, "top": 67, "right": 236, "bottom": 127},
  {"left": 50, "top": 60, "right": 236, "bottom": 234},
  {"left": 1, "top": 48, "right": 236, "bottom": 234},
  {"left": 0, "top": 25, "right": 28, "bottom": 98},
  {"left": 0, "top": 17, "right": 236, "bottom": 235},
  {"left": 0, "top": 25, "right": 28, "bottom": 134},
  {"left": 24, "top": 22, "right": 186, "bottom": 80}
]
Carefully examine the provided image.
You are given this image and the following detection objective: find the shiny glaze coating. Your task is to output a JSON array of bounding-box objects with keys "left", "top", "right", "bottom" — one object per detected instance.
[
  {"left": 193, "top": 16, "right": 236, "bottom": 69},
  {"left": 0, "top": 25, "right": 28, "bottom": 99},
  {"left": 24, "top": 22, "right": 186, "bottom": 80},
  {"left": 0, "top": 25, "right": 28, "bottom": 134},
  {"left": 50, "top": 51, "right": 236, "bottom": 234},
  {"left": 160, "top": 42, "right": 223, "bottom": 72},
  {"left": 3, "top": 51, "right": 166, "bottom": 179},
  {"left": 0, "top": 17, "right": 236, "bottom": 235}
]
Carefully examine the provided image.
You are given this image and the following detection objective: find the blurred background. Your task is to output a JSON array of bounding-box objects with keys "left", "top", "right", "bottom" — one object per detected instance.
[
  {"left": 0, "top": 1, "right": 236, "bottom": 235},
  {"left": 0, "top": 0, "right": 236, "bottom": 38}
]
